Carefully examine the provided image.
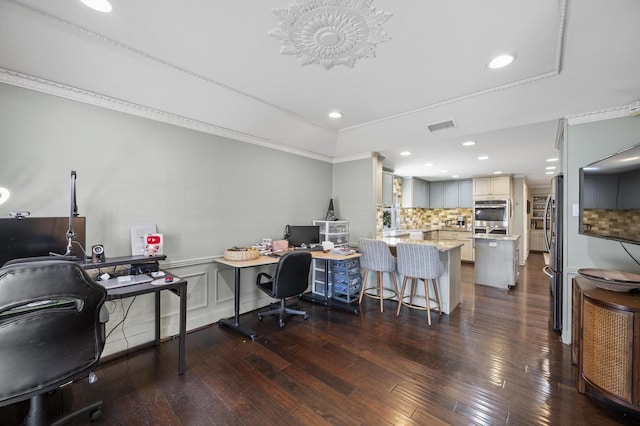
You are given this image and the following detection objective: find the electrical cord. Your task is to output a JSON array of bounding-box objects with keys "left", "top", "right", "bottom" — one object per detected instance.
[
  {"left": 620, "top": 242, "right": 640, "bottom": 267},
  {"left": 105, "top": 296, "right": 136, "bottom": 348}
]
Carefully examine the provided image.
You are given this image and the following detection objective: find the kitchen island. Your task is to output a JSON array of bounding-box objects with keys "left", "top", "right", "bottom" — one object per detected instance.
[
  {"left": 473, "top": 234, "right": 521, "bottom": 289},
  {"left": 377, "top": 237, "right": 463, "bottom": 314}
]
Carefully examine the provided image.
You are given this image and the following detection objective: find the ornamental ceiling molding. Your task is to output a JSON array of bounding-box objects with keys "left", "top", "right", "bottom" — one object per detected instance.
[
  {"left": 269, "top": 0, "right": 392, "bottom": 70},
  {"left": 0, "top": 67, "right": 334, "bottom": 164}
]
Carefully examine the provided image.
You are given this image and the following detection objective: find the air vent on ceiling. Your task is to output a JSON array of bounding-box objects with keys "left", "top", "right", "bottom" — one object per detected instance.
[{"left": 427, "top": 120, "right": 456, "bottom": 132}]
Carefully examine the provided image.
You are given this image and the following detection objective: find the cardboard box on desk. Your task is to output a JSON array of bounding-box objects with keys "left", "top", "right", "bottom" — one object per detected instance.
[{"left": 144, "top": 233, "right": 163, "bottom": 257}]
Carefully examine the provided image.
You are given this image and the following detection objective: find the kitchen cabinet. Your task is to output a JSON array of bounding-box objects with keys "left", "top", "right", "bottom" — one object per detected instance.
[
  {"left": 429, "top": 182, "right": 444, "bottom": 208},
  {"left": 617, "top": 169, "right": 640, "bottom": 209},
  {"left": 529, "top": 230, "right": 546, "bottom": 252},
  {"left": 473, "top": 176, "right": 512, "bottom": 199},
  {"left": 401, "top": 177, "right": 429, "bottom": 208},
  {"left": 473, "top": 235, "right": 520, "bottom": 288},
  {"left": 382, "top": 171, "right": 394, "bottom": 206},
  {"left": 582, "top": 174, "right": 618, "bottom": 209},
  {"left": 459, "top": 179, "right": 473, "bottom": 207},
  {"left": 438, "top": 230, "right": 474, "bottom": 262},
  {"left": 442, "top": 179, "right": 473, "bottom": 208}
]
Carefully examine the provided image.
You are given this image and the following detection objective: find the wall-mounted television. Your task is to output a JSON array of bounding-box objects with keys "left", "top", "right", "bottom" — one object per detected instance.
[
  {"left": 579, "top": 143, "right": 640, "bottom": 244},
  {"left": 0, "top": 217, "right": 86, "bottom": 265}
]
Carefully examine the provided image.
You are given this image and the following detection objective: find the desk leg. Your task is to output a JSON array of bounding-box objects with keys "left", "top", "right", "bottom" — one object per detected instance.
[
  {"left": 219, "top": 267, "right": 258, "bottom": 340},
  {"left": 154, "top": 292, "right": 161, "bottom": 346},
  {"left": 178, "top": 284, "right": 187, "bottom": 375}
]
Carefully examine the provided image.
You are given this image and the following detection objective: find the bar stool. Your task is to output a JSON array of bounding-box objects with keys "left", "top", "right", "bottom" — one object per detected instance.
[
  {"left": 395, "top": 242, "right": 442, "bottom": 325},
  {"left": 358, "top": 238, "right": 400, "bottom": 312}
]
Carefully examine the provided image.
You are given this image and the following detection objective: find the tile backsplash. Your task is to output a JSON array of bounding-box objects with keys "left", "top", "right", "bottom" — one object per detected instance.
[{"left": 376, "top": 206, "right": 473, "bottom": 232}]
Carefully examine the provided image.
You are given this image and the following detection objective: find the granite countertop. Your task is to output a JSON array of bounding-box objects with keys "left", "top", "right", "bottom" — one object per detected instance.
[
  {"left": 472, "top": 234, "right": 520, "bottom": 241},
  {"left": 378, "top": 236, "right": 464, "bottom": 251},
  {"left": 382, "top": 227, "right": 472, "bottom": 237}
]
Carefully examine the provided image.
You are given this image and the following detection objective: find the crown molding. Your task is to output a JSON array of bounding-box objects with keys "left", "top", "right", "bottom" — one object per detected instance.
[
  {"left": 0, "top": 67, "right": 333, "bottom": 163},
  {"left": 566, "top": 105, "right": 631, "bottom": 126}
]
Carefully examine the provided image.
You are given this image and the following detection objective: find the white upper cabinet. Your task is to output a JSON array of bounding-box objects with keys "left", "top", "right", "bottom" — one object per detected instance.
[{"left": 473, "top": 176, "right": 512, "bottom": 199}]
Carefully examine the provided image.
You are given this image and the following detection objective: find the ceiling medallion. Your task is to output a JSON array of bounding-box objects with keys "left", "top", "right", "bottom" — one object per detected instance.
[{"left": 269, "top": 0, "right": 392, "bottom": 70}]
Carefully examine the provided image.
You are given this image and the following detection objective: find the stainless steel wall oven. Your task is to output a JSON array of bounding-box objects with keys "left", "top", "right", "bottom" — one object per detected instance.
[{"left": 474, "top": 199, "right": 509, "bottom": 232}]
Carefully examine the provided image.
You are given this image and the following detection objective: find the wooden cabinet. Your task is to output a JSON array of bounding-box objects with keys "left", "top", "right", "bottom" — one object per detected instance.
[
  {"left": 582, "top": 174, "right": 618, "bottom": 209},
  {"left": 529, "top": 230, "right": 546, "bottom": 252},
  {"left": 382, "top": 171, "right": 394, "bottom": 206},
  {"left": 429, "top": 182, "right": 444, "bottom": 208},
  {"left": 401, "top": 177, "right": 429, "bottom": 208},
  {"left": 473, "top": 176, "right": 512, "bottom": 199},
  {"left": 441, "top": 180, "right": 473, "bottom": 208},
  {"left": 438, "top": 230, "right": 473, "bottom": 262},
  {"left": 573, "top": 276, "right": 640, "bottom": 412},
  {"left": 458, "top": 179, "right": 473, "bottom": 208}
]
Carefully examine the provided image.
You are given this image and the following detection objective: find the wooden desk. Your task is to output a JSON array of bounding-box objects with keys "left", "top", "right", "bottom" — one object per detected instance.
[
  {"left": 214, "top": 256, "right": 279, "bottom": 340},
  {"left": 214, "top": 251, "right": 361, "bottom": 340},
  {"left": 103, "top": 273, "right": 187, "bottom": 375}
]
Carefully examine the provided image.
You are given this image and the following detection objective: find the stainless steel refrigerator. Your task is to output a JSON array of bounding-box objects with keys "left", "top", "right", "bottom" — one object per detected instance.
[{"left": 543, "top": 174, "right": 563, "bottom": 332}]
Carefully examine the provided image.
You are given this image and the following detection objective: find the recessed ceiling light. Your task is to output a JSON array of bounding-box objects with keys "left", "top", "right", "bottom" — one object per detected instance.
[
  {"left": 488, "top": 54, "right": 515, "bottom": 69},
  {"left": 546, "top": 166, "right": 556, "bottom": 170},
  {"left": 328, "top": 111, "right": 342, "bottom": 119},
  {"left": 400, "top": 151, "right": 411, "bottom": 156},
  {"left": 493, "top": 171, "right": 503, "bottom": 175},
  {"left": 440, "top": 170, "right": 448, "bottom": 173},
  {"left": 452, "top": 175, "right": 459, "bottom": 178},
  {"left": 546, "top": 171, "right": 555, "bottom": 175},
  {"left": 425, "top": 163, "right": 434, "bottom": 167},
  {"left": 546, "top": 158, "right": 559, "bottom": 162},
  {"left": 462, "top": 141, "right": 476, "bottom": 146},
  {"left": 80, "top": 0, "right": 113, "bottom": 13},
  {"left": 478, "top": 156, "right": 489, "bottom": 160}
]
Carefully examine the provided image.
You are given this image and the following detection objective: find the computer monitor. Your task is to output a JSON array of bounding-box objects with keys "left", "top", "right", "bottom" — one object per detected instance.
[
  {"left": 286, "top": 225, "right": 320, "bottom": 248},
  {"left": 0, "top": 217, "right": 87, "bottom": 265}
]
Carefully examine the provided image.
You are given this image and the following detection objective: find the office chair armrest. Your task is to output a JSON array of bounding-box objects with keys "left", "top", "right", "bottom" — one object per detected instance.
[
  {"left": 99, "top": 305, "right": 109, "bottom": 323},
  {"left": 256, "top": 272, "right": 273, "bottom": 285}
]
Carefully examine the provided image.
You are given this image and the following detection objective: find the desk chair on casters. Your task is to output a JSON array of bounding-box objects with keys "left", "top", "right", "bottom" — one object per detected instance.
[
  {"left": 0, "top": 258, "right": 108, "bottom": 425},
  {"left": 358, "top": 238, "right": 400, "bottom": 312},
  {"left": 256, "top": 251, "right": 312, "bottom": 328},
  {"left": 395, "top": 243, "right": 443, "bottom": 325}
]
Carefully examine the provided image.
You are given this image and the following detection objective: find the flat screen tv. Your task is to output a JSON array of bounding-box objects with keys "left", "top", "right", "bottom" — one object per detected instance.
[
  {"left": 0, "top": 217, "right": 87, "bottom": 265},
  {"left": 579, "top": 143, "right": 640, "bottom": 244},
  {"left": 286, "top": 225, "right": 320, "bottom": 248}
]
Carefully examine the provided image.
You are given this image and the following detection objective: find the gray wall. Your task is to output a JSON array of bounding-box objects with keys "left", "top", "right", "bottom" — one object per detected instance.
[
  {"left": 332, "top": 157, "right": 376, "bottom": 244},
  {"left": 0, "top": 83, "right": 341, "bottom": 355},
  {"left": 563, "top": 115, "right": 640, "bottom": 343}
]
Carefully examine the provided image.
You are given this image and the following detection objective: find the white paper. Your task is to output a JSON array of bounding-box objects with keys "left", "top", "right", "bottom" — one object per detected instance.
[{"left": 130, "top": 224, "right": 157, "bottom": 256}]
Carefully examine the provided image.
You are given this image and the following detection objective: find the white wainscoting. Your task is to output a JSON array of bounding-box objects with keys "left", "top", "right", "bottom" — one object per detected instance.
[{"left": 101, "top": 256, "right": 278, "bottom": 357}]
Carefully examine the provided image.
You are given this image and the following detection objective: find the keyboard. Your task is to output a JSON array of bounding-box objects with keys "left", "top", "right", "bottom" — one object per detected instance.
[{"left": 97, "top": 274, "right": 153, "bottom": 290}]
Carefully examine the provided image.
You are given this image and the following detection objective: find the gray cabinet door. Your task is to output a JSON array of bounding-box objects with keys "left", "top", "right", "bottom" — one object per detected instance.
[
  {"left": 617, "top": 170, "right": 640, "bottom": 209},
  {"left": 382, "top": 171, "right": 393, "bottom": 206},
  {"left": 596, "top": 175, "right": 618, "bottom": 209},
  {"left": 443, "top": 181, "right": 458, "bottom": 208},
  {"left": 459, "top": 180, "right": 473, "bottom": 207},
  {"left": 430, "top": 182, "right": 444, "bottom": 208}
]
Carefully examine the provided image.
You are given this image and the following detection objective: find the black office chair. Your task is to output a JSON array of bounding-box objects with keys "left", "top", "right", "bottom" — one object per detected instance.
[
  {"left": 0, "top": 258, "right": 108, "bottom": 425},
  {"left": 256, "top": 251, "right": 312, "bottom": 328}
]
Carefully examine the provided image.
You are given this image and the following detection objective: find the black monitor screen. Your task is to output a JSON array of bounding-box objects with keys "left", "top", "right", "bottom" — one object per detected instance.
[
  {"left": 286, "top": 225, "right": 320, "bottom": 248},
  {"left": 0, "top": 217, "right": 86, "bottom": 265}
]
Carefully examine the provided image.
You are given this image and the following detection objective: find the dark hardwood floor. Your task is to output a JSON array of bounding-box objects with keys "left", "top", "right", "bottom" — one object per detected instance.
[{"left": 3, "top": 253, "right": 640, "bottom": 425}]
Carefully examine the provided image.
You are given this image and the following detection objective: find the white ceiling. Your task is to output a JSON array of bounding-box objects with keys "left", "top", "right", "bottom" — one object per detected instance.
[{"left": 1, "top": 0, "right": 640, "bottom": 187}]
